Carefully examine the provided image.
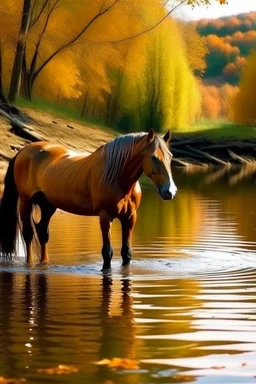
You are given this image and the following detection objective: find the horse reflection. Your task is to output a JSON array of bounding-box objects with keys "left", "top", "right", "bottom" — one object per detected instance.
[
  {"left": 99, "top": 275, "right": 135, "bottom": 359},
  {"left": 0, "top": 273, "right": 18, "bottom": 373},
  {"left": 0, "top": 272, "right": 48, "bottom": 374}
]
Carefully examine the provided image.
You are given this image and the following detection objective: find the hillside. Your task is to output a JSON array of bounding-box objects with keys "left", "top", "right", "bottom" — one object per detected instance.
[{"left": 195, "top": 11, "right": 256, "bottom": 84}]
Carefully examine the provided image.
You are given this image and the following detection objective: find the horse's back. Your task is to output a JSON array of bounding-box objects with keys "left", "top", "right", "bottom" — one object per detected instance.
[{"left": 13, "top": 141, "right": 97, "bottom": 214}]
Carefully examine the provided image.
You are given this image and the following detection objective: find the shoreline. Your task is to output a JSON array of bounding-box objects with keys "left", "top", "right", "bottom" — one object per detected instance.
[{"left": 1, "top": 108, "right": 256, "bottom": 176}]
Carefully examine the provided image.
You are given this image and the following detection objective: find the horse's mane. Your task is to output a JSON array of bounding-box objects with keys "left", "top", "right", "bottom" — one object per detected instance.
[{"left": 100, "top": 132, "right": 169, "bottom": 186}]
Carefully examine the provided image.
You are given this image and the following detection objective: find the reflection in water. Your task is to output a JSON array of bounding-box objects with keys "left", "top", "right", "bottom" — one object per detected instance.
[{"left": 1, "top": 167, "right": 256, "bottom": 383}]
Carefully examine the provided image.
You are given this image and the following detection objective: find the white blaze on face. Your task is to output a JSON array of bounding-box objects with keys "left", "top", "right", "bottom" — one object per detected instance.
[
  {"left": 168, "top": 172, "right": 177, "bottom": 197},
  {"left": 161, "top": 140, "right": 177, "bottom": 198}
]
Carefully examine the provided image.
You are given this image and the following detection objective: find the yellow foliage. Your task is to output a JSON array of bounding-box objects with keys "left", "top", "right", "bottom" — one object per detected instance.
[
  {"left": 232, "top": 51, "right": 256, "bottom": 125},
  {"left": 0, "top": 0, "right": 22, "bottom": 45},
  {"left": 178, "top": 22, "right": 208, "bottom": 75},
  {"left": 119, "top": 17, "right": 202, "bottom": 131},
  {"left": 1, "top": 0, "right": 227, "bottom": 128},
  {"left": 34, "top": 53, "right": 83, "bottom": 100}
]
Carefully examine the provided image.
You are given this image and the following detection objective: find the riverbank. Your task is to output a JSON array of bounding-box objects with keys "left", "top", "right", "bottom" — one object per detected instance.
[
  {"left": 0, "top": 107, "right": 116, "bottom": 185},
  {"left": 0, "top": 107, "right": 256, "bottom": 178},
  {"left": 171, "top": 134, "right": 256, "bottom": 167}
]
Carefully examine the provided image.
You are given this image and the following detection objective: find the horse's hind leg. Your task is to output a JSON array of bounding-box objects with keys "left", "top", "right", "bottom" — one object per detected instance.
[
  {"left": 19, "top": 198, "right": 33, "bottom": 264},
  {"left": 33, "top": 193, "right": 56, "bottom": 263}
]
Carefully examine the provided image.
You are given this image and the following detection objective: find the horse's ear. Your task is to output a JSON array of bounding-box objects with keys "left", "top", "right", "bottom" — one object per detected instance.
[
  {"left": 147, "top": 128, "right": 155, "bottom": 144},
  {"left": 163, "top": 129, "right": 171, "bottom": 144}
]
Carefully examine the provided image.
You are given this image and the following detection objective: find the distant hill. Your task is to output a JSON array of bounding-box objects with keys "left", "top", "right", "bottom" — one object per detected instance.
[{"left": 194, "top": 12, "right": 256, "bottom": 84}]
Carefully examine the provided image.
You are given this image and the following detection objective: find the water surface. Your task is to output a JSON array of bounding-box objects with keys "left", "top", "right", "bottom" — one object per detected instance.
[{"left": 1, "top": 165, "right": 256, "bottom": 383}]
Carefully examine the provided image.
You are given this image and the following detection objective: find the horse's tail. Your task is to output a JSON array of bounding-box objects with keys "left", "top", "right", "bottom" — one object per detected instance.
[{"left": 0, "top": 155, "right": 19, "bottom": 258}]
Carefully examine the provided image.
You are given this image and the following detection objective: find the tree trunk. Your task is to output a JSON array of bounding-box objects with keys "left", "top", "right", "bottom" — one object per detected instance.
[
  {"left": 0, "top": 42, "right": 8, "bottom": 105},
  {"left": 8, "top": 0, "right": 32, "bottom": 103},
  {"left": 81, "top": 91, "right": 89, "bottom": 117}
]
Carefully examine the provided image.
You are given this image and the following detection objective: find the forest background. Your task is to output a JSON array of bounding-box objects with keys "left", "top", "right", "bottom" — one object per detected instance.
[{"left": 0, "top": 0, "right": 255, "bottom": 135}]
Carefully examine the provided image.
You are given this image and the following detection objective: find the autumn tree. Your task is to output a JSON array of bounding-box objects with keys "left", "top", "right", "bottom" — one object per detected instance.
[
  {"left": 200, "top": 83, "right": 238, "bottom": 119},
  {"left": 8, "top": 0, "right": 32, "bottom": 102},
  {"left": 232, "top": 51, "right": 256, "bottom": 125},
  {"left": 178, "top": 21, "right": 208, "bottom": 76},
  {"left": 1, "top": 0, "right": 227, "bottom": 104},
  {"left": 117, "top": 17, "right": 202, "bottom": 132}
]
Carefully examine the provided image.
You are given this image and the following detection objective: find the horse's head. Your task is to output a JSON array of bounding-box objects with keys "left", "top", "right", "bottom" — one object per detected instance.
[{"left": 143, "top": 128, "right": 177, "bottom": 200}]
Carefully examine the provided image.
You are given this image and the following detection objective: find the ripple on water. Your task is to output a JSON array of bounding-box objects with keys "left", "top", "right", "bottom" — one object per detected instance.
[{"left": 1, "top": 182, "right": 256, "bottom": 383}]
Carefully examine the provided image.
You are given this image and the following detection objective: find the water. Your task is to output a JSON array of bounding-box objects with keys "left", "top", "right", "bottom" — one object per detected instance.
[{"left": 1, "top": 165, "right": 256, "bottom": 383}]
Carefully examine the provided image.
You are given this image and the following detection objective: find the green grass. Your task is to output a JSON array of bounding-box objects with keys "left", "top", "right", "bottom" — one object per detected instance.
[
  {"left": 15, "top": 97, "right": 109, "bottom": 131},
  {"left": 14, "top": 99, "right": 256, "bottom": 140},
  {"left": 178, "top": 119, "right": 256, "bottom": 139}
]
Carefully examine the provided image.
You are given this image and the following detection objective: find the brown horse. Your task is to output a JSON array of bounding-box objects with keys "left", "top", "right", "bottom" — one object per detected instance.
[{"left": 0, "top": 128, "right": 177, "bottom": 269}]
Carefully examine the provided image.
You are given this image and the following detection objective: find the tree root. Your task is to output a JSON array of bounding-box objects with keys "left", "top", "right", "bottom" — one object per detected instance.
[{"left": 0, "top": 107, "right": 43, "bottom": 142}]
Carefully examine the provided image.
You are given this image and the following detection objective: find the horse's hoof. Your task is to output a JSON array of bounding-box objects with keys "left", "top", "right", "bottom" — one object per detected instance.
[
  {"left": 40, "top": 261, "right": 49, "bottom": 267},
  {"left": 102, "top": 264, "right": 111, "bottom": 271},
  {"left": 25, "top": 263, "right": 33, "bottom": 268},
  {"left": 122, "top": 259, "right": 131, "bottom": 267}
]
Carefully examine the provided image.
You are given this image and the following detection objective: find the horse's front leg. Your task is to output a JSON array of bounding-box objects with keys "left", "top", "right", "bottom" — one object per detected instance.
[
  {"left": 99, "top": 210, "right": 113, "bottom": 270},
  {"left": 120, "top": 211, "right": 137, "bottom": 267}
]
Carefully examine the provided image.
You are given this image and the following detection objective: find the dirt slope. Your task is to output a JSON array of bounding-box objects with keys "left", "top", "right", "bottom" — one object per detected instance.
[{"left": 0, "top": 107, "right": 115, "bottom": 185}]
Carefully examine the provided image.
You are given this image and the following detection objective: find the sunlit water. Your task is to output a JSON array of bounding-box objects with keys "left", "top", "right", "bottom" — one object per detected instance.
[{"left": 1, "top": 166, "right": 256, "bottom": 383}]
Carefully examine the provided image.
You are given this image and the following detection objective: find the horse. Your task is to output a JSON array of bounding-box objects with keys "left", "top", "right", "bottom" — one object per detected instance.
[{"left": 0, "top": 128, "right": 177, "bottom": 269}]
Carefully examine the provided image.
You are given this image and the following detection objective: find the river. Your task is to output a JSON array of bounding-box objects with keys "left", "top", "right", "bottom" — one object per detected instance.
[{"left": 1, "top": 165, "right": 256, "bottom": 383}]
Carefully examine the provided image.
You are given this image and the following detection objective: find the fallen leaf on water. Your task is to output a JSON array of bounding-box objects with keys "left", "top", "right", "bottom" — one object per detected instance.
[
  {"left": 37, "top": 365, "right": 78, "bottom": 375},
  {"left": 172, "top": 375, "right": 195, "bottom": 382},
  {"left": 95, "top": 358, "right": 139, "bottom": 370},
  {"left": 0, "top": 378, "right": 26, "bottom": 384},
  {"left": 242, "top": 362, "right": 247, "bottom": 367}
]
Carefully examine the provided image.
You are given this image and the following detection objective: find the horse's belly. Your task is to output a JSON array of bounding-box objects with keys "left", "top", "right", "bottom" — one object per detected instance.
[
  {"left": 41, "top": 190, "right": 96, "bottom": 216},
  {"left": 55, "top": 201, "right": 97, "bottom": 216}
]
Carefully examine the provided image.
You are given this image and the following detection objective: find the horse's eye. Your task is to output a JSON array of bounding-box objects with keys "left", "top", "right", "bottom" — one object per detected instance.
[{"left": 151, "top": 155, "right": 158, "bottom": 161}]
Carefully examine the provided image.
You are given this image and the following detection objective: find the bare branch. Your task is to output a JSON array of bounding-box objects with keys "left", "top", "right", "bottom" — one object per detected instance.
[
  {"left": 30, "top": 0, "right": 49, "bottom": 29},
  {"left": 33, "top": 0, "right": 121, "bottom": 79},
  {"left": 81, "top": 0, "right": 187, "bottom": 44},
  {"left": 29, "top": 0, "right": 59, "bottom": 74}
]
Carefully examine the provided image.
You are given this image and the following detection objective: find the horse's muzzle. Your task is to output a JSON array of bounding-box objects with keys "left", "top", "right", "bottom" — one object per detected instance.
[{"left": 158, "top": 187, "right": 177, "bottom": 200}]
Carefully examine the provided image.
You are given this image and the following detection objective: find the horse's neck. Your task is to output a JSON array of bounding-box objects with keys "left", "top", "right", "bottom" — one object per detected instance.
[{"left": 119, "top": 139, "right": 146, "bottom": 190}]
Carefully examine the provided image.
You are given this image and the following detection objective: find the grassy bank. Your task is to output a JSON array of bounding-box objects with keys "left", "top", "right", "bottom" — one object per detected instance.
[
  {"left": 15, "top": 97, "right": 109, "bottom": 131},
  {"left": 12, "top": 99, "right": 256, "bottom": 141},
  {"left": 179, "top": 119, "right": 256, "bottom": 139}
]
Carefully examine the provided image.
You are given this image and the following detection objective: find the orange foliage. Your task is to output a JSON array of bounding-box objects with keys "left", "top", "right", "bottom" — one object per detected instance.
[
  {"left": 223, "top": 56, "right": 246, "bottom": 80},
  {"left": 206, "top": 34, "right": 240, "bottom": 57},
  {"left": 179, "top": 22, "right": 208, "bottom": 75},
  {"left": 225, "top": 30, "right": 256, "bottom": 49},
  {"left": 197, "top": 11, "right": 256, "bottom": 33},
  {"left": 233, "top": 51, "right": 256, "bottom": 125},
  {"left": 95, "top": 358, "right": 139, "bottom": 370},
  {"left": 200, "top": 83, "right": 239, "bottom": 119}
]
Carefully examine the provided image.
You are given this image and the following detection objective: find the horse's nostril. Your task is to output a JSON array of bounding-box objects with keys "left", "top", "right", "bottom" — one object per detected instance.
[{"left": 164, "top": 189, "right": 172, "bottom": 200}]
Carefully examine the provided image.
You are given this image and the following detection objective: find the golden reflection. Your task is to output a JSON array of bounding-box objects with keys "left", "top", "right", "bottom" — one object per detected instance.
[
  {"left": 228, "top": 163, "right": 256, "bottom": 185},
  {"left": 203, "top": 164, "right": 231, "bottom": 184},
  {"left": 135, "top": 187, "right": 204, "bottom": 247},
  {"left": 0, "top": 270, "right": 203, "bottom": 383}
]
